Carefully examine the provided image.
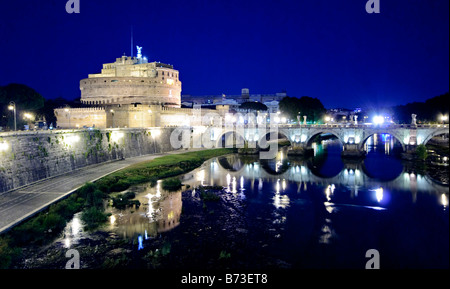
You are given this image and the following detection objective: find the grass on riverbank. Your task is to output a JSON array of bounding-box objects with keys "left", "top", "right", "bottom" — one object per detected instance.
[{"left": 0, "top": 148, "right": 234, "bottom": 269}]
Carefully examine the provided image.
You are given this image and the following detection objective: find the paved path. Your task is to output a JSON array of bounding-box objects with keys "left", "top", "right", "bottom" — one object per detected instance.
[{"left": 0, "top": 149, "right": 199, "bottom": 234}]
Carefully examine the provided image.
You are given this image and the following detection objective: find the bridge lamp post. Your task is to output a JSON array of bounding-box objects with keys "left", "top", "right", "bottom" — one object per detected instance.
[
  {"left": 8, "top": 101, "right": 16, "bottom": 131},
  {"left": 440, "top": 115, "right": 448, "bottom": 124},
  {"left": 373, "top": 115, "right": 384, "bottom": 125}
]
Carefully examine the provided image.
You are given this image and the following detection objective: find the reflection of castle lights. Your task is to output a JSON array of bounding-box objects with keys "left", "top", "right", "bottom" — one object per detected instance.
[
  {"left": 325, "top": 184, "right": 335, "bottom": 201},
  {"left": 375, "top": 187, "right": 383, "bottom": 203},
  {"left": 240, "top": 176, "right": 245, "bottom": 191},
  {"left": 138, "top": 235, "right": 144, "bottom": 250},
  {"left": 64, "top": 214, "right": 83, "bottom": 248},
  {"left": 197, "top": 169, "right": 205, "bottom": 186},
  {"left": 232, "top": 176, "right": 237, "bottom": 193},
  {"left": 226, "top": 173, "right": 231, "bottom": 192},
  {"left": 441, "top": 194, "right": 448, "bottom": 209},
  {"left": 273, "top": 179, "right": 290, "bottom": 209}
]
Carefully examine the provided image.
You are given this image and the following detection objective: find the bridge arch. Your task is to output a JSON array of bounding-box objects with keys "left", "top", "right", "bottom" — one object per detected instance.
[
  {"left": 215, "top": 129, "right": 246, "bottom": 148},
  {"left": 305, "top": 131, "right": 344, "bottom": 148},
  {"left": 358, "top": 131, "right": 406, "bottom": 152},
  {"left": 258, "top": 129, "right": 292, "bottom": 148},
  {"left": 216, "top": 155, "right": 246, "bottom": 173},
  {"left": 421, "top": 128, "right": 449, "bottom": 145}
]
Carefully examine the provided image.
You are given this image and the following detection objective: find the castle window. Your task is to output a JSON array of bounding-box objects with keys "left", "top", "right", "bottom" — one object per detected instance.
[
  {"left": 111, "top": 80, "right": 118, "bottom": 82},
  {"left": 162, "top": 71, "right": 164, "bottom": 76}
]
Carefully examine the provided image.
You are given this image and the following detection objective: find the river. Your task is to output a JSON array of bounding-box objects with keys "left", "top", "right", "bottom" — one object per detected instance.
[{"left": 17, "top": 135, "right": 449, "bottom": 269}]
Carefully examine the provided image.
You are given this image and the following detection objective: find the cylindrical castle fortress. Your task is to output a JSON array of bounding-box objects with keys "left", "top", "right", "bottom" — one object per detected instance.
[{"left": 80, "top": 55, "right": 181, "bottom": 107}]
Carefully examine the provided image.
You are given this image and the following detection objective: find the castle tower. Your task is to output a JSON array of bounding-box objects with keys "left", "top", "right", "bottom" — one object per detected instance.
[{"left": 80, "top": 54, "right": 182, "bottom": 107}]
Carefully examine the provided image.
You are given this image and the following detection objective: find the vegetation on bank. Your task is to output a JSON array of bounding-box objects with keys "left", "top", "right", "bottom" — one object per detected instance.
[{"left": 0, "top": 148, "right": 234, "bottom": 269}]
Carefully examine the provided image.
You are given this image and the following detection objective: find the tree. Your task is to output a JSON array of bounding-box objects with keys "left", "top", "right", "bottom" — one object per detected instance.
[
  {"left": 279, "top": 96, "right": 326, "bottom": 123},
  {"left": 0, "top": 83, "right": 45, "bottom": 129},
  {"left": 415, "top": 144, "right": 428, "bottom": 161},
  {"left": 392, "top": 92, "right": 449, "bottom": 123},
  {"left": 239, "top": 101, "right": 268, "bottom": 112}
]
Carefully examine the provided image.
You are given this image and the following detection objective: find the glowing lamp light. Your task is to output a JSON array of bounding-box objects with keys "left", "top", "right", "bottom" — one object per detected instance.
[
  {"left": 150, "top": 129, "right": 161, "bottom": 138},
  {"left": 64, "top": 135, "right": 80, "bottom": 146},
  {"left": 373, "top": 116, "right": 384, "bottom": 125},
  {"left": 110, "top": 215, "right": 116, "bottom": 225},
  {"left": 0, "top": 142, "right": 9, "bottom": 152},
  {"left": 441, "top": 194, "right": 448, "bottom": 208},
  {"left": 110, "top": 131, "right": 124, "bottom": 142},
  {"left": 375, "top": 187, "right": 383, "bottom": 203}
]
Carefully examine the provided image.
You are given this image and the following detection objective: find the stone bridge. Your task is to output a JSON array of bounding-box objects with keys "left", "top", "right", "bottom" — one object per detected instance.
[{"left": 193, "top": 123, "right": 449, "bottom": 157}]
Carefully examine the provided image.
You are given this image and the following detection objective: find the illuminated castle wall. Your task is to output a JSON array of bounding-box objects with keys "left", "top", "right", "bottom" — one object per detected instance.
[{"left": 80, "top": 55, "right": 181, "bottom": 107}]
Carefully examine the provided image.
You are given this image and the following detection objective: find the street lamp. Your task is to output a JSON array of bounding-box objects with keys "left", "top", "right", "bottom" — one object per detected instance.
[
  {"left": 8, "top": 101, "right": 16, "bottom": 131},
  {"left": 64, "top": 105, "right": 71, "bottom": 128},
  {"left": 440, "top": 114, "right": 448, "bottom": 124},
  {"left": 23, "top": 112, "right": 33, "bottom": 130},
  {"left": 110, "top": 109, "right": 115, "bottom": 128}
]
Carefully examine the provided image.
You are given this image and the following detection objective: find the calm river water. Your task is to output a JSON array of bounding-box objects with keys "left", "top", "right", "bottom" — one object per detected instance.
[{"left": 21, "top": 136, "right": 449, "bottom": 269}]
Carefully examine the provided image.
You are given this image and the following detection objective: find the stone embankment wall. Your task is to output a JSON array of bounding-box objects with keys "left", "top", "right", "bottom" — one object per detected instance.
[{"left": 0, "top": 128, "right": 175, "bottom": 193}]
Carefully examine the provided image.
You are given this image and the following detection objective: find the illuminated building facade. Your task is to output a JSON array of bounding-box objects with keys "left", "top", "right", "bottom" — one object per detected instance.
[{"left": 80, "top": 55, "right": 181, "bottom": 107}]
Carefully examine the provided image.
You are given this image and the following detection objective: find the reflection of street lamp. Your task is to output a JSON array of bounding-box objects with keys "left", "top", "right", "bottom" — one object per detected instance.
[{"left": 8, "top": 101, "right": 16, "bottom": 131}]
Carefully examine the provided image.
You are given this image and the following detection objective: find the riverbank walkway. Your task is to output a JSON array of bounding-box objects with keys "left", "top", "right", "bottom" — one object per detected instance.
[{"left": 0, "top": 149, "right": 201, "bottom": 234}]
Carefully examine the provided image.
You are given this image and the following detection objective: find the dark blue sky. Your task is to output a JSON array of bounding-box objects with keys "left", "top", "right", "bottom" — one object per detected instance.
[{"left": 0, "top": 0, "right": 448, "bottom": 109}]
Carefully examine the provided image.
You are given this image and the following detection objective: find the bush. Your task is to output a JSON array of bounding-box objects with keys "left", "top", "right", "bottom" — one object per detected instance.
[
  {"left": 81, "top": 207, "right": 108, "bottom": 230},
  {"left": 415, "top": 144, "right": 428, "bottom": 161},
  {"left": 162, "top": 177, "right": 182, "bottom": 191},
  {"left": 0, "top": 237, "right": 21, "bottom": 269},
  {"left": 43, "top": 213, "right": 66, "bottom": 233},
  {"left": 200, "top": 191, "right": 221, "bottom": 202}
]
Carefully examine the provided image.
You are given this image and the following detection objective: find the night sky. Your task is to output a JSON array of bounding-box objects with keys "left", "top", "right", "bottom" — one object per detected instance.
[{"left": 0, "top": 0, "right": 448, "bottom": 109}]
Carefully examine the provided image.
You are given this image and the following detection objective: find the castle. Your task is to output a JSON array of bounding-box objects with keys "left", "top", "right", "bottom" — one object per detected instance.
[{"left": 54, "top": 52, "right": 229, "bottom": 129}]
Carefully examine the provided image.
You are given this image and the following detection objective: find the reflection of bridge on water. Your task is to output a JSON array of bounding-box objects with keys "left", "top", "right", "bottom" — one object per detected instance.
[{"left": 214, "top": 154, "right": 448, "bottom": 197}]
